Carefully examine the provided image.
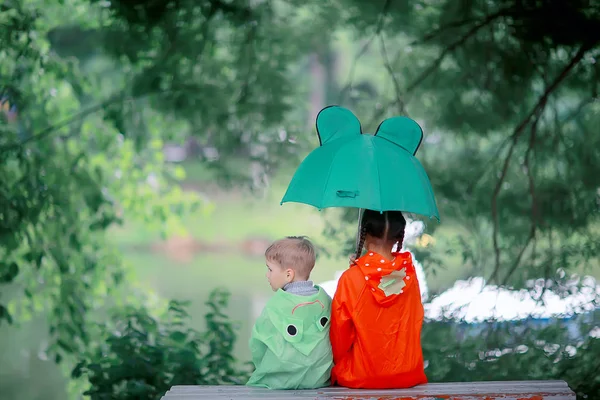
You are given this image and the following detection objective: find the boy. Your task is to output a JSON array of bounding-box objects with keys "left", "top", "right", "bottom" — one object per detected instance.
[{"left": 246, "top": 236, "right": 333, "bottom": 389}]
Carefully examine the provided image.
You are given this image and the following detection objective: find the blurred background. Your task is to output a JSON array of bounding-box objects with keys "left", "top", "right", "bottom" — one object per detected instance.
[{"left": 1, "top": 0, "right": 599, "bottom": 399}]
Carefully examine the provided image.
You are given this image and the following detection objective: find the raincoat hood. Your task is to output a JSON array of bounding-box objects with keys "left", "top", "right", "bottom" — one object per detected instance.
[
  {"left": 263, "top": 287, "right": 332, "bottom": 356},
  {"left": 356, "top": 251, "right": 415, "bottom": 307}
]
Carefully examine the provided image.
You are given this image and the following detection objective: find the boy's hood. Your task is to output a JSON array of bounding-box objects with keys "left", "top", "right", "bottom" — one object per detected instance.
[
  {"left": 261, "top": 287, "right": 332, "bottom": 356},
  {"left": 355, "top": 251, "right": 414, "bottom": 306}
]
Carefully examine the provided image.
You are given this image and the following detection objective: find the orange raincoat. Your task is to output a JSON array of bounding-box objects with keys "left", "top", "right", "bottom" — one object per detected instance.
[{"left": 330, "top": 251, "right": 427, "bottom": 388}]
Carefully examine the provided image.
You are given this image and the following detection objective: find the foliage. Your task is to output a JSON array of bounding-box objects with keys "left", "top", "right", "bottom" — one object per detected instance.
[
  {"left": 49, "top": 0, "right": 332, "bottom": 184},
  {"left": 2, "top": 0, "right": 600, "bottom": 398},
  {"left": 0, "top": 0, "right": 336, "bottom": 359},
  {"left": 0, "top": 0, "right": 197, "bottom": 367},
  {"left": 74, "top": 288, "right": 249, "bottom": 400},
  {"left": 317, "top": 2, "right": 600, "bottom": 397},
  {"left": 319, "top": 0, "right": 600, "bottom": 288},
  {"left": 423, "top": 311, "right": 600, "bottom": 399},
  {"left": 0, "top": 0, "right": 319, "bottom": 367}
]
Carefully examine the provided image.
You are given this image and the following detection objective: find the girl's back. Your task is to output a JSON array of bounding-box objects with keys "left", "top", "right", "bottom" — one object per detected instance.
[{"left": 329, "top": 210, "right": 427, "bottom": 389}]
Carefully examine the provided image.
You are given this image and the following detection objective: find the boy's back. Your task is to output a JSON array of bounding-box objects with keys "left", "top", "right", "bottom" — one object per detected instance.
[{"left": 247, "top": 286, "right": 333, "bottom": 389}]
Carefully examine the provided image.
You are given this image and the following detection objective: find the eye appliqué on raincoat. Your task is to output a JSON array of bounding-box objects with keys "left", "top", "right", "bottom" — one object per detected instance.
[
  {"left": 281, "top": 317, "right": 303, "bottom": 343},
  {"left": 316, "top": 313, "right": 330, "bottom": 332}
]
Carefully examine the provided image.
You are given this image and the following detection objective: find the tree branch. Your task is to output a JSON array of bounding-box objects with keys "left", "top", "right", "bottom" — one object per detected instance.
[
  {"left": 0, "top": 93, "right": 125, "bottom": 154},
  {"left": 409, "top": 7, "right": 511, "bottom": 47},
  {"left": 474, "top": 97, "right": 595, "bottom": 198},
  {"left": 488, "top": 42, "right": 596, "bottom": 284},
  {"left": 237, "top": 18, "right": 259, "bottom": 104},
  {"left": 367, "top": 11, "right": 504, "bottom": 127},
  {"left": 405, "top": 12, "right": 505, "bottom": 94},
  {"left": 378, "top": 34, "right": 406, "bottom": 115},
  {"left": 337, "top": 0, "right": 391, "bottom": 104},
  {"left": 499, "top": 117, "right": 540, "bottom": 285},
  {"left": 0, "top": 7, "right": 225, "bottom": 155}
]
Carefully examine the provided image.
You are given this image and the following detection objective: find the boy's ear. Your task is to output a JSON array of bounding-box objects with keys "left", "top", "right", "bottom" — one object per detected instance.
[
  {"left": 285, "top": 268, "right": 295, "bottom": 282},
  {"left": 316, "top": 105, "right": 362, "bottom": 146},
  {"left": 373, "top": 116, "right": 424, "bottom": 155}
]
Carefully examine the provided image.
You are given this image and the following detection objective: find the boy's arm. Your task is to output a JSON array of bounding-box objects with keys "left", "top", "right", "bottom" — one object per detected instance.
[
  {"left": 248, "top": 312, "right": 270, "bottom": 368},
  {"left": 329, "top": 274, "right": 355, "bottom": 362}
]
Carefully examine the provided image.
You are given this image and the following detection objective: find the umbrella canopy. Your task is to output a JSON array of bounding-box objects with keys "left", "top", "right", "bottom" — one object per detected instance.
[{"left": 281, "top": 106, "right": 439, "bottom": 220}]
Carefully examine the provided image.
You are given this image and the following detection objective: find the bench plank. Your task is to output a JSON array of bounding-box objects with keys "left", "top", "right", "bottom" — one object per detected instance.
[{"left": 161, "top": 381, "right": 575, "bottom": 399}]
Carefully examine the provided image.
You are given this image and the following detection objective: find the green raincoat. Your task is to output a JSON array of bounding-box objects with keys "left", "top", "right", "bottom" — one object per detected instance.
[{"left": 246, "top": 286, "right": 333, "bottom": 389}]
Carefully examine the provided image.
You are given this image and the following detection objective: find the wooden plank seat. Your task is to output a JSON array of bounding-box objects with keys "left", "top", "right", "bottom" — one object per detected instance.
[{"left": 160, "top": 380, "right": 575, "bottom": 399}]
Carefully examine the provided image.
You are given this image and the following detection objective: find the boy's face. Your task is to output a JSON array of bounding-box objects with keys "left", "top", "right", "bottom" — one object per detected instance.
[{"left": 265, "top": 259, "right": 293, "bottom": 291}]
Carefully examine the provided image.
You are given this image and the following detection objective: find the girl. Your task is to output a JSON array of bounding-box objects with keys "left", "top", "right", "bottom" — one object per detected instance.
[{"left": 329, "top": 209, "right": 427, "bottom": 389}]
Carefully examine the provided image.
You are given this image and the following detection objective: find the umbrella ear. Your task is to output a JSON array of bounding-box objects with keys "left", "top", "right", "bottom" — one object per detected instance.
[
  {"left": 315, "top": 105, "right": 362, "bottom": 146},
  {"left": 374, "top": 116, "right": 424, "bottom": 155}
]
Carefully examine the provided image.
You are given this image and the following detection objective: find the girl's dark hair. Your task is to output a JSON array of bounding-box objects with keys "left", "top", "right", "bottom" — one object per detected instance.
[{"left": 355, "top": 209, "right": 407, "bottom": 257}]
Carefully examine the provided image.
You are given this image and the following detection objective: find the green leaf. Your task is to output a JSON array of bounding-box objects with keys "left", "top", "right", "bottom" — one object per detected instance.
[
  {"left": 0, "top": 262, "right": 19, "bottom": 283},
  {"left": 0, "top": 305, "right": 12, "bottom": 325},
  {"left": 57, "top": 339, "right": 74, "bottom": 354},
  {"left": 169, "top": 331, "right": 187, "bottom": 343},
  {"left": 71, "top": 361, "right": 86, "bottom": 379}
]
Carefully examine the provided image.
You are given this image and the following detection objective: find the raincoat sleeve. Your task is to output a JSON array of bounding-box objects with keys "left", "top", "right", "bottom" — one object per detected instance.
[
  {"left": 330, "top": 274, "right": 355, "bottom": 362},
  {"left": 248, "top": 311, "right": 270, "bottom": 369}
]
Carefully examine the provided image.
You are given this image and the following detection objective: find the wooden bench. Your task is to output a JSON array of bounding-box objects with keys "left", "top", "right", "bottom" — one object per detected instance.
[{"left": 160, "top": 380, "right": 575, "bottom": 399}]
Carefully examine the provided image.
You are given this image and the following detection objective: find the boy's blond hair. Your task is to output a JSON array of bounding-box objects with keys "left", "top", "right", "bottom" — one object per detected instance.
[{"left": 265, "top": 236, "right": 316, "bottom": 279}]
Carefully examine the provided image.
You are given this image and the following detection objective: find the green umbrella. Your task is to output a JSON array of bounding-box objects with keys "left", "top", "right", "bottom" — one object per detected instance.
[{"left": 281, "top": 106, "right": 440, "bottom": 220}]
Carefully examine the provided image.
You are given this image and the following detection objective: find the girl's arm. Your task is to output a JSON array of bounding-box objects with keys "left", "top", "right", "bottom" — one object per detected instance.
[{"left": 329, "top": 273, "right": 355, "bottom": 362}]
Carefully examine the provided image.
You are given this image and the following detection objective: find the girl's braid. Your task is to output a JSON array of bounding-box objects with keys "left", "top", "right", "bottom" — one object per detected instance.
[
  {"left": 397, "top": 231, "right": 405, "bottom": 249},
  {"left": 355, "top": 225, "right": 367, "bottom": 260}
]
